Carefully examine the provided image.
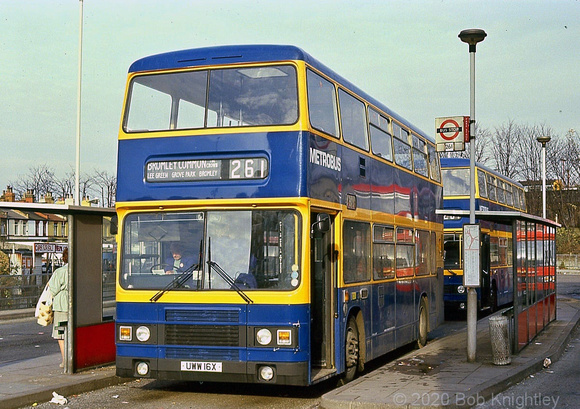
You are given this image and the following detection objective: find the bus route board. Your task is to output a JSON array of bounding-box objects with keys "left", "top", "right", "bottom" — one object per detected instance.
[{"left": 463, "top": 224, "right": 480, "bottom": 287}]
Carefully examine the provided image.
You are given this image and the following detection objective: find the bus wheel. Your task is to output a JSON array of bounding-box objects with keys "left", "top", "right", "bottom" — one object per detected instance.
[
  {"left": 417, "top": 298, "right": 428, "bottom": 348},
  {"left": 341, "top": 316, "right": 360, "bottom": 384}
]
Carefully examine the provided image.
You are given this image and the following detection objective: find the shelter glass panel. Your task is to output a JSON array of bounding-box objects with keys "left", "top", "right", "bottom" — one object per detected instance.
[
  {"left": 527, "top": 223, "right": 536, "bottom": 306},
  {"left": 516, "top": 220, "right": 527, "bottom": 307}
]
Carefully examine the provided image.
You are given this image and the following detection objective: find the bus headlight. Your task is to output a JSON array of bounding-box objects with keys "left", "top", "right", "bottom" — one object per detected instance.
[
  {"left": 136, "top": 326, "right": 151, "bottom": 342},
  {"left": 136, "top": 361, "right": 149, "bottom": 376},
  {"left": 256, "top": 328, "right": 272, "bottom": 345},
  {"left": 259, "top": 365, "right": 275, "bottom": 381},
  {"left": 457, "top": 285, "right": 465, "bottom": 294}
]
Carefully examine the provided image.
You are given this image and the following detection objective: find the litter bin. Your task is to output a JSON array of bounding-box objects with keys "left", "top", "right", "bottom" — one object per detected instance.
[{"left": 489, "top": 315, "right": 511, "bottom": 365}]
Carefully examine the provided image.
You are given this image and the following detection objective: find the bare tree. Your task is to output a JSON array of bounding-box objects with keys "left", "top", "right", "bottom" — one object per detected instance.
[
  {"left": 80, "top": 172, "right": 95, "bottom": 203},
  {"left": 10, "top": 165, "right": 56, "bottom": 201},
  {"left": 548, "top": 130, "right": 580, "bottom": 228},
  {"left": 441, "top": 123, "right": 491, "bottom": 164},
  {"left": 53, "top": 167, "right": 75, "bottom": 201},
  {"left": 555, "top": 129, "right": 580, "bottom": 188},
  {"left": 491, "top": 119, "right": 520, "bottom": 179},
  {"left": 515, "top": 125, "right": 547, "bottom": 182},
  {"left": 7, "top": 164, "right": 116, "bottom": 207},
  {"left": 91, "top": 170, "right": 117, "bottom": 207}
]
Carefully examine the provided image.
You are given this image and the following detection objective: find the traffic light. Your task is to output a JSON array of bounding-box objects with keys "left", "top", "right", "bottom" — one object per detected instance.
[{"left": 552, "top": 180, "right": 562, "bottom": 191}]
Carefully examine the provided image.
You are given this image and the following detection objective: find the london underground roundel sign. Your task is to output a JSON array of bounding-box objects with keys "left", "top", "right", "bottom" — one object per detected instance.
[{"left": 435, "top": 116, "right": 470, "bottom": 152}]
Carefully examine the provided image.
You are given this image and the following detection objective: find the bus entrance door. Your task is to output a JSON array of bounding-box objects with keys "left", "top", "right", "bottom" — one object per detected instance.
[{"left": 310, "top": 212, "right": 335, "bottom": 379}]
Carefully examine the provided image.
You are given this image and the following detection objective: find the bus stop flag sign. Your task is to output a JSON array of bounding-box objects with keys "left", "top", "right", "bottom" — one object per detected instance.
[{"left": 435, "top": 116, "right": 470, "bottom": 152}]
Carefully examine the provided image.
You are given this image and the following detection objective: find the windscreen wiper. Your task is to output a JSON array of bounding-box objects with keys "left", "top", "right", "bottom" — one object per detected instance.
[
  {"left": 150, "top": 263, "right": 200, "bottom": 302},
  {"left": 150, "top": 240, "right": 203, "bottom": 302},
  {"left": 207, "top": 237, "right": 253, "bottom": 304}
]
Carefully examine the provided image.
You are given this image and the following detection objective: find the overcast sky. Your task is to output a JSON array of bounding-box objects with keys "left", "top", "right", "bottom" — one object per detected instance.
[{"left": 1, "top": 0, "right": 578, "bottom": 194}]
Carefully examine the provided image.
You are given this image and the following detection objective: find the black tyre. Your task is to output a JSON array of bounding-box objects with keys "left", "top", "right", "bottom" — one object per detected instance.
[
  {"left": 341, "top": 316, "right": 360, "bottom": 384},
  {"left": 417, "top": 298, "right": 428, "bottom": 348}
]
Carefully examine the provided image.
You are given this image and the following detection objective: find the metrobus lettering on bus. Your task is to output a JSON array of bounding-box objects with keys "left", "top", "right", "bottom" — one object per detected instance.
[
  {"left": 114, "top": 45, "right": 444, "bottom": 386},
  {"left": 310, "top": 147, "right": 342, "bottom": 171}
]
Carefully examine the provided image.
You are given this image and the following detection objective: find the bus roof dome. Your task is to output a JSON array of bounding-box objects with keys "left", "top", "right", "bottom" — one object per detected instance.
[{"left": 129, "top": 44, "right": 311, "bottom": 73}]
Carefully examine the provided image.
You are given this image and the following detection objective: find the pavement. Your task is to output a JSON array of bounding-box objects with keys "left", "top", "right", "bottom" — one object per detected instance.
[
  {"left": 0, "top": 297, "right": 579, "bottom": 409},
  {"left": 321, "top": 296, "right": 580, "bottom": 409}
]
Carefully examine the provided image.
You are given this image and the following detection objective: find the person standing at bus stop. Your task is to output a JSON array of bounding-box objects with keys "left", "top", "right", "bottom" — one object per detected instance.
[{"left": 48, "top": 247, "right": 69, "bottom": 368}]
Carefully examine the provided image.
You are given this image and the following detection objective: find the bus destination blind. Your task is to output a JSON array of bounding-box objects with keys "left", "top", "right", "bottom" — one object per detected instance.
[{"left": 145, "top": 158, "right": 268, "bottom": 183}]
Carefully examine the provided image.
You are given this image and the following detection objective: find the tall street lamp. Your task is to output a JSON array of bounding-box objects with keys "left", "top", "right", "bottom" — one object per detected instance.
[
  {"left": 75, "top": 0, "right": 84, "bottom": 206},
  {"left": 537, "top": 136, "right": 551, "bottom": 219},
  {"left": 459, "top": 28, "right": 486, "bottom": 363}
]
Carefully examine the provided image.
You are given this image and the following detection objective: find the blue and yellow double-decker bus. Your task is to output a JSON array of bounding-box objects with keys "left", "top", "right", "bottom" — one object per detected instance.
[
  {"left": 115, "top": 45, "right": 444, "bottom": 385},
  {"left": 441, "top": 157, "right": 527, "bottom": 314}
]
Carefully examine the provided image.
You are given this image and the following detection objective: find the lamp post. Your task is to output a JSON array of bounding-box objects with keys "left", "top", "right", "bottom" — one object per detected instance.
[
  {"left": 537, "top": 136, "right": 551, "bottom": 219},
  {"left": 459, "top": 28, "right": 486, "bottom": 363},
  {"left": 75, "top": 0, "right": 84, "bottom": 206}
]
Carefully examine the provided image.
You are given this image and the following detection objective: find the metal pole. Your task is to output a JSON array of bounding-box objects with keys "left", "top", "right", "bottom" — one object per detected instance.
[
  {"left": 537, "top": 136, "right": 550, "bottom": 219},
  {"left": 467, "top": 46, "right": 478, "bottom": 363},
  {"left": 459, "top": 28, "right": 486, "bottom": 363},
  {"left": 469, "top": 47, "right": 476, "bottom": 226},
  {"left": 542, "top": 145, "right": 546, "bottom": 219},
  {"left": 75, "top": 0, "right": 84, "bottom": 206}
]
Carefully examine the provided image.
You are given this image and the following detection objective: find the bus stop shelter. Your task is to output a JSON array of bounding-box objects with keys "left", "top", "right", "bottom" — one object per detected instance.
[
  {"left": 0, "top": 202, "right": 116, "bottom": 373},
  {"left": 438, "top": 209, "right": 559, "bottom": 353}
]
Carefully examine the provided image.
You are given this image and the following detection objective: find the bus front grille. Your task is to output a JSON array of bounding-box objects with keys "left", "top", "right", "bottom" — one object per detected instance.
[
  {"left": 165, "top": 308, "right": 241, "bottom": 323},
  {"left": 165, "top": 324, "right": 240, "bottom": 346},
  {"left": 165, "top": 347, "right": 239, "bottom": 360}
]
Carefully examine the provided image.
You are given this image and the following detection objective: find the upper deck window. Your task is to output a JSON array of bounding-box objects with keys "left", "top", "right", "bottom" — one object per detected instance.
[
  {"left": 392, "top": 123, "right": 412, "bottom": 170},
  {"left": 307, "top": 70, "right": 339, "bottom": 138},
  {"left": 505, "top": 184, "right": 514, "bottom": 207},
  {"left": 412, "top": 134, "right": 428, "bottom": 177},
  {"left": 427, "top": 144, "right": 441, "bottom": 182},
  {"left": 487, "top": 174, "right": 497, "bottom": 202},
  {"left": 338, "top": 89, "right": 369, "bottom": 150},
  {"left": 369, "top": 108, "right": 392, "bottom": 161},
  {"left": 497, "top": 180, "right": 506, "bottom": 204},
  {"left": 517, "top": 188, "right": 527, "bottom": 211},
  {"left": 477, "top": 170, "right": 487, "bottom": 198},
  {"left": 441, "top": 168, "right": 469, "bottom": 196},
  {"left": 124, "top": 65, "right": 298, "bottom": 132}
]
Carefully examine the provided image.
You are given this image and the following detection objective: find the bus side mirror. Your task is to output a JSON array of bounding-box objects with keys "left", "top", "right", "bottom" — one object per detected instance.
[
  {"left": 312, "top": 213, "right": 330, "bottom": 235},
  {"left": 110, "top": 214, "right": 118, "bottom": 235}
]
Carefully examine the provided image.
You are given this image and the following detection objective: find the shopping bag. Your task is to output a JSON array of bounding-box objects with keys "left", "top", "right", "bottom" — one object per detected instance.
[
  {"left": 37, "top": 301, "right": 54, "bottom": 326},
  {"left": 35, "top": 284, "right": 53, "bottom": 326}
]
